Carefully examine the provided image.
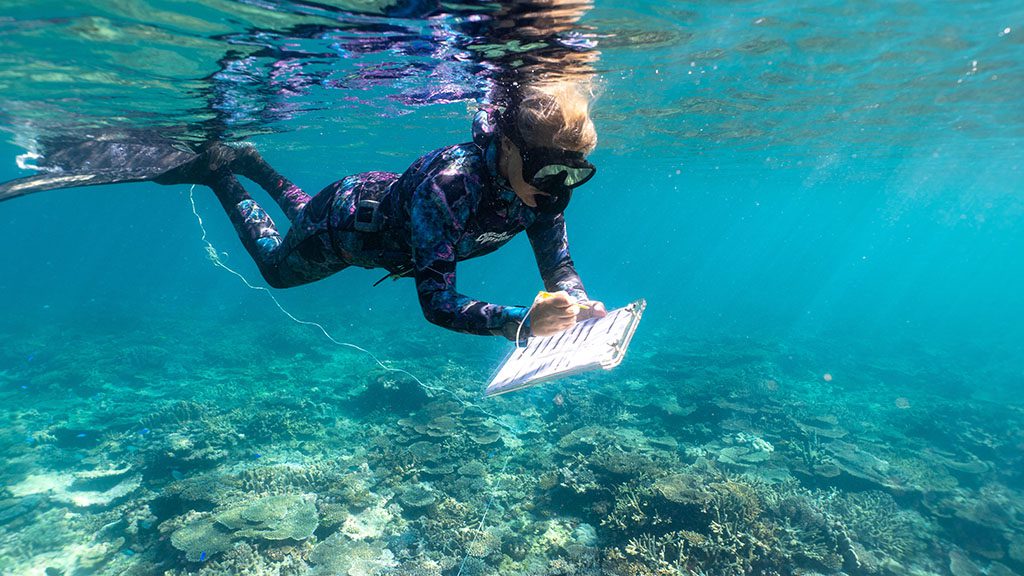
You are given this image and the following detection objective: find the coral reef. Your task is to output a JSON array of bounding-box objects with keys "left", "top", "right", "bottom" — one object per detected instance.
[
  {"left": 166, "top": 493, "right": 318, "bottom": 561},
  {"left": 169, "top": 512, "right": 236, "bottom": 562},
  {"left": 2, "top": 321, "right": 1022, "bottom": 576},
  {"left": 215, "top": 493, "right": 318, "bottom": 540},
  {"left": 309, "top": 532, "right": 397, "bottom": 576}
]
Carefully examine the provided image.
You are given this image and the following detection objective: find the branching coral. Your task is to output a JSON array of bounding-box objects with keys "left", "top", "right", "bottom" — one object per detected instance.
[
  {"left": 601, "top": 471, "right": 778, "bottom": 575},
  {"left": 768, "top": 495, "right": 844, "bottom": 572},
  {"left": 602, "top": 480, "right": 662, "bottom": 531},
  {"left": 140, "top": 400, "right": 207, "bottom": 429},
  {"left": 235, "top": 461, "right": 353, "bottom": 496},
  {"left": 559, "top": 453, "right": 602, "bottom": 495},
  {"left": 610, "top": 527, "right": 774, "bottom": 576},
  {"left": 416, "top": 495, "right": 480, "bottom": 556},
  {"left": 241, "top": 407, "right": 322, "bottom": 442},
  {"left": 815, "top": 488, "right": 931, "bottom": 561},
  {"left": 619, "top": 531, "right": 702, "bottom": 575}
]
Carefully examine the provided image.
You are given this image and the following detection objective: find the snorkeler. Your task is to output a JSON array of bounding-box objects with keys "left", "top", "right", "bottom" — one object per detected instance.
[{"left": 0, "top": 83, "right": 606, "bottom": 340}]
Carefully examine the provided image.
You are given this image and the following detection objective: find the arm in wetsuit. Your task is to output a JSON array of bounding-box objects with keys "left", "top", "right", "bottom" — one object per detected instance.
[
  {"left": 527, "top": 211, "right": 589, "bottom": 303},
  {"left": 410, "top": 170, "right": 531, "bottom": 340}
]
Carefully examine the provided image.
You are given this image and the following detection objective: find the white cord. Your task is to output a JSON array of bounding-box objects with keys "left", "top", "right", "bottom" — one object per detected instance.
[
  {"left": 456, "top": 450, "right": 512, "bottom": 576},
  {"left": 188, "top": 185, "right": 448, "bottom": 394},
  {"left": 514, "top": 302, "right": 537, "bottom": 350},
  {"left": 186, "top": 185, "right": 530, "bottom": 423},
  {"left": 188, "top": 185, "right": 521, "bottom": 572}
]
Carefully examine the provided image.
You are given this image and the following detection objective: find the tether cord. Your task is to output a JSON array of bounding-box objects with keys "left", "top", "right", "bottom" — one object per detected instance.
[{"left": 186, "top": 185, "right": 517, "bottom": 571}]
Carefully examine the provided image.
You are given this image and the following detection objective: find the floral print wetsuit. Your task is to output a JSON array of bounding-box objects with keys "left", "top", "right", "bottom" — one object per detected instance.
[{"left": 213, "top": 108, "right": 588, "bottom": 339}]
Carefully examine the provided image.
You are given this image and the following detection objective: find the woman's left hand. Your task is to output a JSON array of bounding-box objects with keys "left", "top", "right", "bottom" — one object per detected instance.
[{"left": 577, "top": 300, "right": 607, "bottom": 321}]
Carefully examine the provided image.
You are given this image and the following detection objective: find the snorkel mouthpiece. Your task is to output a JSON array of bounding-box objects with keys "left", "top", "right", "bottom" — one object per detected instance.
[
  {"left": 533, "top": 181, "right": 573, "bottom": 214},
  {"left": 525, "top": 152, "right": 593, "bottom": 214},
  {"left": 532, "top": 172, "right": 573, "bottom": 215}
]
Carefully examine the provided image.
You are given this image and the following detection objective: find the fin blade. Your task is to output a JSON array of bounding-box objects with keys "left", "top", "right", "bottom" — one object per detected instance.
[{"left": 0, "top": 135, "right": 198, "bottom": 202}]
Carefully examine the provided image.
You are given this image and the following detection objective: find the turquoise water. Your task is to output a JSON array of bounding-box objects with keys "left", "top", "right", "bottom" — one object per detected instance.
[{"left": 1, "top": 1, "right": 1023, "bottom": 575}]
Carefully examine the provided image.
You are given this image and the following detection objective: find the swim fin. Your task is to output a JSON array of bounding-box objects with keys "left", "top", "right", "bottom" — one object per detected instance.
[{"left": 0, "top": 132, "right": 200, "bottom": 203}]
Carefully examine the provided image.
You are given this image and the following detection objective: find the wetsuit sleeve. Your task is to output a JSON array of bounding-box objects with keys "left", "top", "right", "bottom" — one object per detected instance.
[
  {"left": 410, "top": 174, "right": 531, "bottom": 340},
  {"left": 527, "top": 212, "right": 589, "bottom": 302}
]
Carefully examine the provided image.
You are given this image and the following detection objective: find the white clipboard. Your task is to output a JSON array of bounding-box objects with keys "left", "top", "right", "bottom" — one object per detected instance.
[{"left": 485, "top": 299, "right": 646, "bottom": 397}]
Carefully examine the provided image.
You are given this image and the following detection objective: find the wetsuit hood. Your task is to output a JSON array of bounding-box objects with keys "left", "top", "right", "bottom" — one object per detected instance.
[{"left": 473, "top": 107, "right": 518, "bottom": 206}]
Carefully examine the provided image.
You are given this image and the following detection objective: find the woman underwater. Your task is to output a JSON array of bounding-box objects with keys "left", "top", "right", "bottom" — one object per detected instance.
[{"left": 1, "top": 83, "right": 606, "bottom": 340}]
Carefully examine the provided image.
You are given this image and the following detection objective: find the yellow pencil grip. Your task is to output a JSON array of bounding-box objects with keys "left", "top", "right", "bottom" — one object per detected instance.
[{"left": 537, "top": 291, "right": 589, "bottom": 309}]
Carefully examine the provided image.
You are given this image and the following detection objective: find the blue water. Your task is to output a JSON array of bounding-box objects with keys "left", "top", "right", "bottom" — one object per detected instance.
[{"left": 1, "top": 1, "right": 1023, "bottom": 575}]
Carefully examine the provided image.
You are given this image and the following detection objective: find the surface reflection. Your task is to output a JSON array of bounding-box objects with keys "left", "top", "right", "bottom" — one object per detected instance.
[{"left": 201, "top": 0, "right": 601, "bottom": 139}]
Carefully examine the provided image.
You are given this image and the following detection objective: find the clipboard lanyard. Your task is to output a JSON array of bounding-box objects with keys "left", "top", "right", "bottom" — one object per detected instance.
[{"left": 515, "top": 302, "right": 538, "bottom": 349}]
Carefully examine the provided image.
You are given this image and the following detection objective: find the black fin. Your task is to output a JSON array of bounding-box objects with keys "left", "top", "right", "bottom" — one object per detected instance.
[{"left": 0, "top": 133, "right": 199, "bottom": 203}]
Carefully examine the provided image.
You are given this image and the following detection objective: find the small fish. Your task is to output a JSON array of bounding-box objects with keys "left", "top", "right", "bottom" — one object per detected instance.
[
  {"left": 199, "top": 551, "right": 207, "bottom": 562},
  {"left": 139, "top": 428, "right": 150, "bottom": 436},
  {"left": 252, "top": 453, "right": 262, "bottom": 459},
  {"left": 76, "top": 433, "right": 87, "bottom": 438},
  {"left": 171, "top": 470, "right": 184, "bottom": 481}
]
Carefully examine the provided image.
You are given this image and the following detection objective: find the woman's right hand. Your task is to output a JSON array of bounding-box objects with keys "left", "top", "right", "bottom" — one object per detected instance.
[{"left": 529, "top": 291, "right": 578, "bottom": 336}]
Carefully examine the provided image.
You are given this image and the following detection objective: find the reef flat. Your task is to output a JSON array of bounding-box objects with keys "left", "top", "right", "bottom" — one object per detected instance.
[{"left": 1, "top": 316, "right": 1022, "bottom": 576}]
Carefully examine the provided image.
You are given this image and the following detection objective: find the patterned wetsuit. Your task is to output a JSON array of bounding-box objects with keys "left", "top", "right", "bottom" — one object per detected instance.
[{"left": 213, "top": 108, "right": 588, "bottom": 339}]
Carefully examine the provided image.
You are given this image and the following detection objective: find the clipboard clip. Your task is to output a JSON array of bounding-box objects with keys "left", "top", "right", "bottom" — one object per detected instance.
[{"left": 627, "top": 300, "right": 646, "bottom": 319}]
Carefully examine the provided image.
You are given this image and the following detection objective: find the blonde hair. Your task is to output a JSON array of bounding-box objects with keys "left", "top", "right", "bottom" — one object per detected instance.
[{"left": 512, "top": 81, "right": 597, "bottom": 154}]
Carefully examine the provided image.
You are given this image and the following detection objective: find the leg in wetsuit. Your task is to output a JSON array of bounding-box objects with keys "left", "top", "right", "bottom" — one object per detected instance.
[{"left": 190, "top": 146, "right": 350, "bottom": 288}]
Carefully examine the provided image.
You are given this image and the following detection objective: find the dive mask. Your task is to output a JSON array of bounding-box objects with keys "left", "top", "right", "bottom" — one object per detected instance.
[
  {"left": 499, "top": 107, "right": 597, "bottom": 214},
  {"left": 519, "top": 146, "right": 596, "bottom": 214}
]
